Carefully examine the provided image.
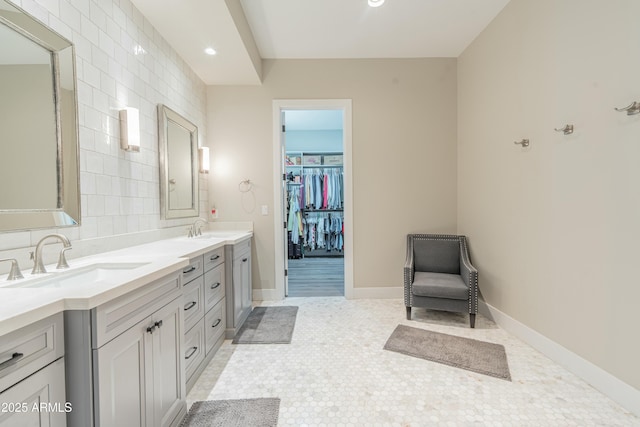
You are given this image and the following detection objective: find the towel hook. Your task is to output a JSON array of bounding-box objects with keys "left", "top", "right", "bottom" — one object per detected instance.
[
  {"left": 554, "top": 124, "right": 574, "bottom": 135},
  {"left": 514, "top": 139, "right": 530, "bottom": 148},
  {"left": 614, "top": 101, "right": 640, "bottom": 116}
]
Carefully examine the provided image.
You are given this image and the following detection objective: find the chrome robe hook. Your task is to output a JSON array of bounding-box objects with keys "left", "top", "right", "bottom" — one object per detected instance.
[
  {"left": 614, "top": 101, "right": 640, "bottom": 116},
  {"left": 554, "top": 124, "right": 574, "bottom": 135}
]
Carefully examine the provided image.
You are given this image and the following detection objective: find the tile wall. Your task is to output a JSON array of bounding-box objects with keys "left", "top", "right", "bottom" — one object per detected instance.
[{"left": 0, "top": 0, "right": 208, "bottom": 272}]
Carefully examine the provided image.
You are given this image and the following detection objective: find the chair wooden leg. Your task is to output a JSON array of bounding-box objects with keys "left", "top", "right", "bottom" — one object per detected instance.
[
  {"left": 406, "top": 307, "right": 411, "bottom": 320},
  {"left": 470, "top": 313, "right": 476, "bottom": 328}
]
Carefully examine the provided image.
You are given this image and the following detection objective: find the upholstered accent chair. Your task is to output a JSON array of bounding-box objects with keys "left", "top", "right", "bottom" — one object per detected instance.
[{"left": 404, "top": 234, "right": 479, "bottom": 328}]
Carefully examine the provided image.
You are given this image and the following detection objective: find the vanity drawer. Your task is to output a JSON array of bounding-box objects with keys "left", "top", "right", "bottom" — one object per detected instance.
[
  {"left": 0, "top": 313, "right": 64, "bottom": 392},
  {"left": 182, "top": 255, "right": 204, "bottom": 285},
  {"left": 203, "top": 247, "right": 224, "bottom": 272},
  {"left": 204, "top": 263, "right": 225, "bottom": 312},
  {"left": 205, "top": 299, "right": 225, "bottom": 356},
  {"left": 183, "top": 275, "right": 204, "bottom": 332},
  {"left": 184, "top": 319, "right": 205, "bottom": 388},
  {"left": 92, "top": 271, "right": 181, "bottom": 349}
]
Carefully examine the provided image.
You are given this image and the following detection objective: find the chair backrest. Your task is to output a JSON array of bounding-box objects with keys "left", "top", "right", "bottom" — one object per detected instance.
[{"left": 411, "top": 235, "right": 460, "bottom": 274}]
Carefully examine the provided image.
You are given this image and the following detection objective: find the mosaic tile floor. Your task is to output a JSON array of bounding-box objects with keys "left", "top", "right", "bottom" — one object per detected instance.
[{"left": 187, "top": 297, "right": 639, "bottom": 426}]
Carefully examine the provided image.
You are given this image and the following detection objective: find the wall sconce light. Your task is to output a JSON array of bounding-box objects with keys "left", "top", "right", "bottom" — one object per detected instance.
[
  {"left": 119, "top": 107, "right": 140, "bottom": 152},
  {"left": 199, "top": 146, "right": 210, "bottom": 174}
]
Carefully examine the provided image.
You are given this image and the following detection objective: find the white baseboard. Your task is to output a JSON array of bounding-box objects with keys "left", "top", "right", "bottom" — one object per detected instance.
[
  {"left": 255, "top": 286, "right": 403, "bottom": 301},
  {"left": 479, "top": 300, "right": 640, "bottom": 418}
]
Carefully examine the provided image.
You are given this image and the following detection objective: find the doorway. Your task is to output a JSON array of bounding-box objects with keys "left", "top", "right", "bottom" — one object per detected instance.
[
  {"left": 272, "top": 100, "right": 353, "bottom": 300},
  {"left": 284, "top": 109, "right": 345, "bottom": 297}
]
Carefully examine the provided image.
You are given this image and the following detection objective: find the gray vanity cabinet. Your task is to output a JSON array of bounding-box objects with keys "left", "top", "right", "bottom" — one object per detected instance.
[
  {"left": 225, "top": 238, "right": 252, "bottom": 338},
  {"left": 94, "top": 297, "right": 183, "bottom": 427},
  {"left": 65, "top": 271, "right": 186, "bottom": 427},
  {"left": 0, "top": 313, "right": 66, "bottom": 427},
  {"left": 182, "top": 247, "right": 226, "bottom": 393}
]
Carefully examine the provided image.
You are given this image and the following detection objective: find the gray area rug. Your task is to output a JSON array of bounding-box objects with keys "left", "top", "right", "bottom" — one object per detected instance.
[
  {"left": 180, "top": 398, "right": 280, "bottom": 427},
  {"left": 232, "top": 306, "right": 298, "bottom": 344},
  {"left": 384, "top": 325, "right": 511, "bottom": 381}
]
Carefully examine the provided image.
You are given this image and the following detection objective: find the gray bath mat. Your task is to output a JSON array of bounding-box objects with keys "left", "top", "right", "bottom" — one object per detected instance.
[
  {"left": 180, "top": 398, "right": 280, "bottom": 427},
  {"left": 232, "top": 306, "right": 298, "bottom": 344},
  {"left": 384, "top": 324, "right": 511, "bottom": 381}
]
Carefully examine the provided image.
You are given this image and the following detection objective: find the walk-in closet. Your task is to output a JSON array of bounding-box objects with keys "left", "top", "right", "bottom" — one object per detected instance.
[{"left": 284, "top": 110, "right": 345, "bottom": 297}]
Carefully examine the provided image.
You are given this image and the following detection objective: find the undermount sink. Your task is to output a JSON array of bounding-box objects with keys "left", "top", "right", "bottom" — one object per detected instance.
[{"left": 7, "top": 262, "right": 150, "bottom": 289}]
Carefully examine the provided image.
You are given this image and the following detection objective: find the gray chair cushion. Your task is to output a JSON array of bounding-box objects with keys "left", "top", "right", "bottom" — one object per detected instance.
[
  {"left": 412, "top": 272, "right": 468, "bottom": 300},
  {"left": 413, "top": 239, "right": 460, "bottom": 274}
]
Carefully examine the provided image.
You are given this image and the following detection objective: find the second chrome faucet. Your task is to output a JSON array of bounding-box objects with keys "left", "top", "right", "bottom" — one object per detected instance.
[{"left": 30, "top": 234, "right": 72, "bottom": 274}]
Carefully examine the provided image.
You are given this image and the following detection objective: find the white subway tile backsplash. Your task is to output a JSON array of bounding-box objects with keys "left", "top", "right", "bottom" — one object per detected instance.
[
  {"left": 80, "top": 13, "right": 99, "bottom": 46},
  {"left": 59, "top": 1, "right": 80, "bottom": 32},
  {"left": 85, "top": 151, "right": 104, "bottom": 174},
  {"left": 82, "top": 61, "right": 101, "bottom": 89},
  {"left": 0, "top": 0, "right": 207, "bottom": 267},
  {"left": 0, "top": 232, "right": 30, "bottom": 251},
  {"left": 48, "top": 13, "right": 72, "bottom": 40},
  {"left": 87, "top": 195, "right": 105, "bottom": 216}
]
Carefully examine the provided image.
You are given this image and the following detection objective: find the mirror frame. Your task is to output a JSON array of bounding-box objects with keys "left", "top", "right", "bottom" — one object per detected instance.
[
  {"left": 0, "top": 0, "right": 80, "bottom": 232},
  {"left": 158, "top": 104, "right": 200, "bottom": 220}
]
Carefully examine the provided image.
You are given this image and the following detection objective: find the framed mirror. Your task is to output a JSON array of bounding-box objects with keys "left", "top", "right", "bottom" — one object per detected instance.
[
  {"left": 158, "top": 104, "right": 200, "bottom": 219},
  {"left": 0, "top": 0, "right": 80, "bottom": 232}
]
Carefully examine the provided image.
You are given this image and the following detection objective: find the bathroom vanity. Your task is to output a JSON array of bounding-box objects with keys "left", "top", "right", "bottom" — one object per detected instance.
[{"left": 0, "top": 230, "right": 252, "bottom": 427}]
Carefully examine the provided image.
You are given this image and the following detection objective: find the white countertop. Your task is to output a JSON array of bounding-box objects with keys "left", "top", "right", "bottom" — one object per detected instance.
[{"left": 0, "top": 230, "right": 252, "bottom": 337}]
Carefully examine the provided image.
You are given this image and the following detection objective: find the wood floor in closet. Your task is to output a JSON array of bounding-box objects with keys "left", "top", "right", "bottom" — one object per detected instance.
[{"left": 287, "top": 257, "right": 344, "bottom": 297}]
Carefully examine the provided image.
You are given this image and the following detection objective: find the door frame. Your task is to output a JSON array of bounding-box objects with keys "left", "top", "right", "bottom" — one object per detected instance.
[{"left": 272, "top": 99, "right": 353, "bottom": 300}]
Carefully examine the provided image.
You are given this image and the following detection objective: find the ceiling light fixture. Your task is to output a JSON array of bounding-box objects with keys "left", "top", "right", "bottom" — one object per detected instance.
[
  {"left": 204, "top": 47, "right": 217, "bottom": 55},
  {"left": 368, "top": 0, "right": 385, "bottom": 7}
]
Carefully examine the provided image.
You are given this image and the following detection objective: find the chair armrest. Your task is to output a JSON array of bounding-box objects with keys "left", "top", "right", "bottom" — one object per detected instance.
[
  {"left": 404, "top": 236, "right": 415, "bottom": 306},
  {"left": 459, "top": 237, "right": 478, "bottom": 314}
]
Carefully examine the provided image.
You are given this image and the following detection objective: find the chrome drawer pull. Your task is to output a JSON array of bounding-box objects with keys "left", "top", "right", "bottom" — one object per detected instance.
[
  {"left": 185, "top": 346, "right": 198, "bottom": 360},
  {"left": 242, "top": 258, "right": 248, "bottom": 262},
  {"left": 183, "top": 266, "right": 196, "bottom": 274},
  {"left": 210, "top": 282, "right": 221, "bottom": 290},
  {"left": 184, "top": 301, "right": 197, "bottom": 311},
  {"left": 210, "top": 255, "right": 220, "bottom": 261},
  {"left": 146, "top": 324, "right": 156, "bottom": 334},
  {"left": 0, "top": 352, "right": 24, "bottom": 370},
  {"left": 154, "top": 320, "right": 163, "bottom": 329},
  {"left": 211, "top": 319, "right": 222, "bottom": 328}
]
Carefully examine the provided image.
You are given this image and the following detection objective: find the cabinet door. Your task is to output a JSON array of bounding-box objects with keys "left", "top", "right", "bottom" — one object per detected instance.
[
  {"left": 94, "top": 321, "right": 150, "bottom": 427},
  {"left": 232, "top": 251, "right": 251, "bottom": 326},
  {"left": 240, "top": 253, "right": 252, "bottom": 315},
  {"left": 0, "top": 358, "right": 67, "bottom": 427},
  {"left": 150, "top": 298, "right": 185, "bottom": 427}
]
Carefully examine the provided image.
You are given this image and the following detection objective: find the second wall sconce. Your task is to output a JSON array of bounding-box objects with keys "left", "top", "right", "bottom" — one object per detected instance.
[
  {"left": 119, "top": 107, "right": 140, "bottom": 152},
  {"left": 199, "top": 147, "right": 210, "bottom": 174},
  {"left": 514, "top": 138, "right": 530, "bottom": 148}
]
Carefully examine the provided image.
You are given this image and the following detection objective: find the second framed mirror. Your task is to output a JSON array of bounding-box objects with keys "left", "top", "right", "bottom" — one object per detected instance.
[{"left": 158, "top": 104, "right": 199, "bottom": 219}]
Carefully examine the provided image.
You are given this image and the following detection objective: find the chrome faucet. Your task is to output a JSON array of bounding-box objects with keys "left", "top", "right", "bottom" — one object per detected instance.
[
  {"left": 0, "top": 258, "right": 24, "bottom": 280},
  {"left": 189, "top": 218, "right": 208, "bottom": 237},
  {"left": 30, "top": 234, "right": 72, "bottom": 274}
]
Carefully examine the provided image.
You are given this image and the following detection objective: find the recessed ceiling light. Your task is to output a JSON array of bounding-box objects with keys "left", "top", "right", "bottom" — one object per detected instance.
[
  {"left": 204, "top": 47, "right": 217, "bottom": 56},
  {"left": 368, "top": 0, "right": 385, "bottom": 7}
]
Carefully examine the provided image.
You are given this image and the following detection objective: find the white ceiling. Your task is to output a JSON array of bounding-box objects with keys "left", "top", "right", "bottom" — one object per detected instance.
[{"left": 131, "top": 0, "right": 510, "bottom": 85}]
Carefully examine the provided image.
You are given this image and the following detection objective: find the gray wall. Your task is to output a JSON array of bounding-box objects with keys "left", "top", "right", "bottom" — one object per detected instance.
[
  {"left": 207, "top": 58, "right": 458, "bottom": 293},
  {"left": 458, "top": 0, "right": 640, "bottom": 390}
]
